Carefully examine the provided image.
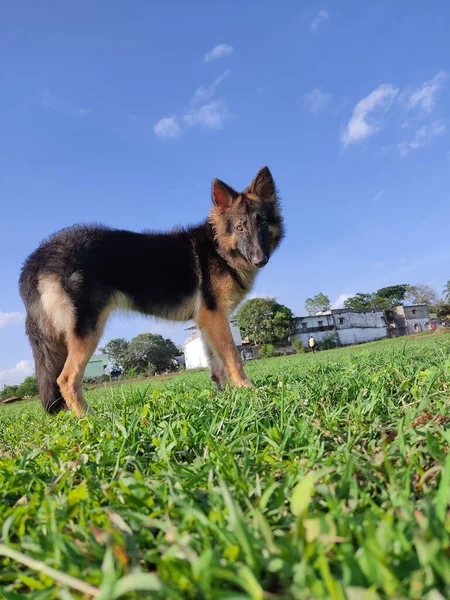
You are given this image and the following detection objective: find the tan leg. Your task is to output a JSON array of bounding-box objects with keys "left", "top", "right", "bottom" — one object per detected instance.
[
  {"left": 197, "top": 308, "right": 254, "bottom": 388},
  {"left": 57, "top": 333, "right": 99, "bottom": 417},
  {"left": 201, "top": 332, "right": 228, "bottom": 390}
]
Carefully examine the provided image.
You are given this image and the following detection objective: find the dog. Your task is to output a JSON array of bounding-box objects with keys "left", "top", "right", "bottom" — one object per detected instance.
[{"left": 19, "top": 166, "right": 284, "bottom": 416}]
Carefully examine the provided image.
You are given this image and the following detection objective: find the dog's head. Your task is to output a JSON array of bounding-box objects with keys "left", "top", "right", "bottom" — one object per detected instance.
[{"left": 209, "top": 166, "right": 284, "bottom": 269}]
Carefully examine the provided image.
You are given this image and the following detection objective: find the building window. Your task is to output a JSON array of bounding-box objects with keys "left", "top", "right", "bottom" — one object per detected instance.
[
  {"left": 301, "top": 323, "right": 307, "bottom": 330},
  {"left": 381, "top": 316, "right": 385, "bottom": 324},
  {"left": 338, "top": 317, "right": 344, "bottom": 325},
  {"left": 412, "top": 309, "right": 416, "bottom": 315},
  {"left": 317, "top": 320, "right": 323, "bottom": 327}
]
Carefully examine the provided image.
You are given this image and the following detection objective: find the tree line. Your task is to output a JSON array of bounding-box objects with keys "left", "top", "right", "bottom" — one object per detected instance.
[{"left": 304, "top": 282, "right": 450, "bottom": 316}]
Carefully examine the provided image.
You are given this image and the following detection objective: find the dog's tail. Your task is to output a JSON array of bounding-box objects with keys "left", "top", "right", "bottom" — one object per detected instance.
[{"left": 24, "top": 314, "right": 68, "bottom": 414}]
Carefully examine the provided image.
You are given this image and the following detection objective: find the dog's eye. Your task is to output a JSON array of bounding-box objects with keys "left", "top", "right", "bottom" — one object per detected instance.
[
  {"left": 236, "top": 225, "right": 244, "bottom": 232},
  {"left": 260, "top": 219, "right": 267, "bottom": 226}
]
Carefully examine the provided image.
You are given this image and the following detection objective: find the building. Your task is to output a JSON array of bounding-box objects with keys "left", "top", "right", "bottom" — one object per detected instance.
[
  {"left": 184, "top": 321, "right": 242, "bottom": 370},
  {"left": 294, "top": 308, "right": 388, "bottom": 348},
  {"left": 84, "top": 353, "right": 109, "bottom": 379},
  {"left": 390, "top": 304, "right": 435, "bottom": 335}
]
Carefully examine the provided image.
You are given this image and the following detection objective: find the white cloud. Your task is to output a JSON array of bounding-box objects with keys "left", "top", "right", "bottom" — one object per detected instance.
[
  {"left": 398, "top": 121, "right": 446, "bottom": 157},
  {"left": 374, "top": 261, "right": 385, "bottom": 270},
  {"left": 192, "top": 71, "right": 229, "bottom": 105},
  {"left": 204, "top": 43, "right": 234, "bottom": 62},
  {"left": 372, "top": 189, "right": 384, "bottom": 202},
  {"left": 0, "top": 360, "right": 34, "bottom": 388},
  {"left": 404, "top": 71, "right": 448, "bottom": 114},
  {"left": 154, "top": 73, "right": 230, "bottom": 140},
  {"left": 342, "top": 84, "right": 399, "bottom": 148},
  {"left": 310, "top": 10, "right": 329, "bottom": 32},
  {"left": 38, "top": 89, "right": 92, "bottom": 117},
  {"left": 154, "top": 116, "right": 182, "bottom": 140},
  {"left": 0, "top": 312, "right": 25, "bottom": 328},
  {"left": 331, "top": 294, "right": 354, "bottom": 309},
  {"left": 183, "top": 101, "right": 227, "bottom": 130},
  {"left": 303, "top": 88, "right": 331, "bottom": 113}
]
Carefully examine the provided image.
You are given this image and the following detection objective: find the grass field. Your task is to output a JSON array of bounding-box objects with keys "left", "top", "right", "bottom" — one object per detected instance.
[{"left": 1, "top": 333, "right": 450, "bottom": 599}]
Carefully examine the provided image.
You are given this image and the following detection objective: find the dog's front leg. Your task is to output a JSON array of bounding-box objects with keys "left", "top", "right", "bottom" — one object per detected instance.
[
  {"left": 201, "top": 332, "right": 228, "bottom": 390},
  {"left": 196, "top": 307, "right": 254, "bottom": 388}
]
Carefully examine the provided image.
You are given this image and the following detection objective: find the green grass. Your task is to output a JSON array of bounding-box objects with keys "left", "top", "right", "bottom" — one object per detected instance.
[{"left": 1, "top": 333, "right": 450, "bottom": 599}]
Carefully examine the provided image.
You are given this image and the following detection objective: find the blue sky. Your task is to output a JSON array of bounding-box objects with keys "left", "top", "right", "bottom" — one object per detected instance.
[{"left": 1, "top": 1, "right": 450, "bottom": 386}]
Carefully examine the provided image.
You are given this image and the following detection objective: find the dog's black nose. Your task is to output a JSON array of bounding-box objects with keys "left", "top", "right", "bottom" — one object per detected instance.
[{"left": 252, "top": 255, "right": 269, "bottom": 268}]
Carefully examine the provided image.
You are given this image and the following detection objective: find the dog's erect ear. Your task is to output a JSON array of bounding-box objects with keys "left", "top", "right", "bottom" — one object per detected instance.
[
  {"left": 211, "top": 179, "right": 238, "bottom": 212},
  {"left": 248, "top": 166, "right": 276, "bottom": 201}
]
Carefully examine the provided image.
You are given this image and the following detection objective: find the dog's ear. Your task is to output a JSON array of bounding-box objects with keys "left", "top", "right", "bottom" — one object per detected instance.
[
  {"left": 211, "top": 179, "right": 238, "bottom": 212},
  {"left": 248, "top": 166, "right": 276, "bottom": 201}
]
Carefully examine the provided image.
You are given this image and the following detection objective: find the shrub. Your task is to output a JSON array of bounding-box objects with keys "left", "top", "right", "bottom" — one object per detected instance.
[
  {"left": 258, "top": 344, "right": 275, "bottom": 359},
  {"left": 316, "top": 336, "right": 337, "bottom": 351},
  {"left": 292, "top": 339, "right": 306, "bottom": 354}
]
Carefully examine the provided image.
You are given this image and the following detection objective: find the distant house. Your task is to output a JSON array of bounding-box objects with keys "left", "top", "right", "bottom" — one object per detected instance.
[
  {"left": 84, "top": 353, "right": 109, "bottom": 379},
  {"left": 389, "top": 304, "right": 438, "bottom": 335},
  {"left": 294, "top": 308, "right": 388, "bottom": 348},
  {"left": 184, "top": 321, "right": 242, "bottom": 370}
]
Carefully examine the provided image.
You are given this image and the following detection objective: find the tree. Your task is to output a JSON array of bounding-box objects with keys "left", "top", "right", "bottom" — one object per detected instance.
[
  {"left": 104, "top": 338, "right": 129, "bottom": 370},
  {"left": 405, "top": 284, "right": 439, "bottom": 307},
  {"left": 375, "top": 284, "right": 409, "bottom": 307},
  {"left": 0, "top": 384, "right": 20, "bottom": 400},
  {"left": 236, "top": 298, "right": 295, "bottom": 345},
  {"left": 304, "top": 293, "right": 331, "bottom": 316},
  {"left": 344, "top": 293, "right": 375, "bottom": 311},
  {"left": 444, "top": 280, "right": 450, "bottom": 302},
  {"left": 18, "top": 376, "right": 38, "bottom": 398},
  {"left": 435, "top": 302, "right": 450, "bottom": 318},
  {"left": 123, "top": 333, "right": 179, "bottom": 374}
]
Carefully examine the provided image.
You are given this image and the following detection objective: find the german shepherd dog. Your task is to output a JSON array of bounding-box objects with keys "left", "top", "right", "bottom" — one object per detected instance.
[{"left": 19, "top": 167, "right": 284, "bottom": 417}]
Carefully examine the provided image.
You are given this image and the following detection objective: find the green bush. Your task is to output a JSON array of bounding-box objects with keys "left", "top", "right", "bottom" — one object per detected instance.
[
  {"left": 316, "top": 336, "right": 337, "bottom": 351},
  {"left": 292, "top": 339, "right": 306, "bottom": 354},
  {"left": 257, "top": 343, "right": 275, "bottom": 359}
]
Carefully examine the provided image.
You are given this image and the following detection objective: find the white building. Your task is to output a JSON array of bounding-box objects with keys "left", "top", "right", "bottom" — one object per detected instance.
[
  {"left": 295, "top": 309, "right": 388, "bottom": 348},
  {"left": 183, "top": 322, "right": 242, "bottom": 370}
]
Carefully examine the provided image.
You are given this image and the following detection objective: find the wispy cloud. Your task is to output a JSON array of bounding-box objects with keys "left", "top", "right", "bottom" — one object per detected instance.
[
  {"left": 403, "top": 71, "right": 448, "bottom": 114},
  {"left": 374, "top": 261, "right": 385, "bottom": 270},
  {"left": 341, "top": 84, "right": 399, "bottom": 148},
  {"left": 303, "top": 88, "right": 331, "bottom": 113},
  {"left": 204, "top": 44, "right": 233, "bottom": 62},
  {"left": 182, "top": 101, "right": 227, "bottom": 129},
  {"left": 153, "top": 117, "right": 182, "bottom": 140},
  {"left": 398, "top": 121, "right": 446, "bottom": 157},
  {"left": 38, "top": 88, "right": 93, "bottom": 117},
  {"left": 310, "top": 10, "right": 329, "bottom": 32},
  {"left": 0, "top": 360, "right": 34, "bottom": 387},
  {"left": 372, "top": 189, "right": 384, "bottom": 202},
  {"left": 331, "top": 294, "right": 354, "bottom": 309},
  {"left": 191, "top": 71, "right": 229, "bottom": 105},
  {"left": 0, "top": 312, "right": 25, "bottom": 328},
  {"left": 154, "top": 72, "right": 230, "bottom": 140}
]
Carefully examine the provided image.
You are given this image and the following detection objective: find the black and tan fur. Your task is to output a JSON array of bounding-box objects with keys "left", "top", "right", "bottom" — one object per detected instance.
[{"left": 19, "top": 167, "right": 284, "bottom": 416}]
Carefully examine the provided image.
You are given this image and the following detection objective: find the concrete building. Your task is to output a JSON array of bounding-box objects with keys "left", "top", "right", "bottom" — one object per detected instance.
[
  {"left": 84, "top": 353, "right": 109, "bottom": 379},
  {"left": 390, "top": 304, "right": 434, "bottom": 335},
  {"left": 184, "top": 322, "right": 242, "bottom": 370},
  {"left": 294, "top": 308, "right": 388, "bottom": 348}
]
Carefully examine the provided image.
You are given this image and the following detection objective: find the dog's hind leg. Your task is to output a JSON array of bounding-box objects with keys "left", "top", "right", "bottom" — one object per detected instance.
[
  {"left": 197, "top": 307, "right": 254, "bottom": 388},
  {"left": 201, "top": 332, "right": 228, "bottom": 390},
  {"left": 57, "top": 332, "right": 100, "bottom": 417}
]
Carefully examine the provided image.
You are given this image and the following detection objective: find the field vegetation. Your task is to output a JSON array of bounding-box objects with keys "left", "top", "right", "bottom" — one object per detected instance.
[{"left": 1, "top": 333, "right": 449, "bottom": 599}]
